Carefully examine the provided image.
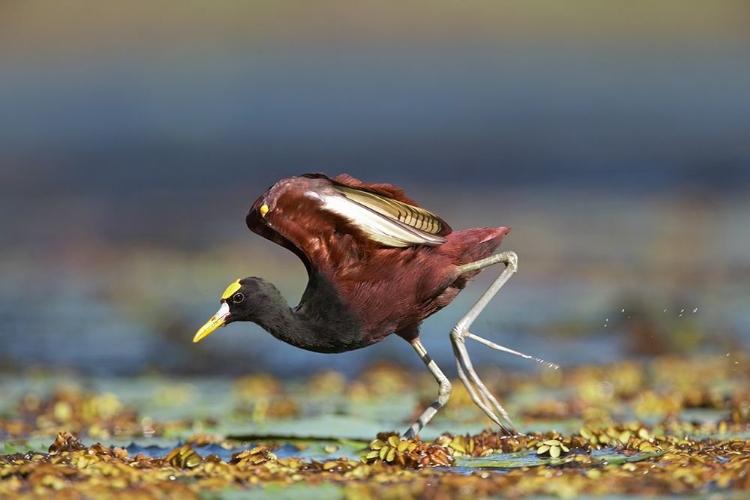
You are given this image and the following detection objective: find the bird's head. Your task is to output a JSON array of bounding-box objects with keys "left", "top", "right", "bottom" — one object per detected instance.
[{"left": 193, "top": 278, "right": 274, "bottom": 343}]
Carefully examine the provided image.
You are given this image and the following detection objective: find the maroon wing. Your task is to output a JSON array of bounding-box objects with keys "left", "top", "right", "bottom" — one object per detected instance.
[{"left": 245, "top": 173, "right": 450, "bottom": 274}]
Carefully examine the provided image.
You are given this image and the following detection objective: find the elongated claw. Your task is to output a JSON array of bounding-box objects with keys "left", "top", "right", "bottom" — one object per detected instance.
[
  {"left": 464, "top": 332, "right": 559, "bottom": 370},
  {"left": 452, "top": 331, "right": 517, "bottom": 433}
]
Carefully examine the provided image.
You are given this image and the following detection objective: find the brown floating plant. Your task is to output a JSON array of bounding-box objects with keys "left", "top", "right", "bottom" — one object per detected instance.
[
  {"left": 363, "top": 434, "right": 453, "bottom": 468},
  {"left": 0, "top": 353, "right": 748, "bottom": 498},
  {"left": 1, "top": 427, "right": 748, "bottom": 499}
]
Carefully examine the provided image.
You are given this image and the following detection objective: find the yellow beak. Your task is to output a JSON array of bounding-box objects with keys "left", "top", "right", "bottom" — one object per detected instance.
[{"left": 193, "top": 302, "right": 230, "bottom": 343}]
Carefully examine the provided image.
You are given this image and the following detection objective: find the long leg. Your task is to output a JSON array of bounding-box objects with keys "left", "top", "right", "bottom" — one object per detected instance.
[
  {"left": 403, "top": 338, "right": 452, "bottom": 439},
  {"left": 450, "top": 251, "right": 555, "bottom": 434}
]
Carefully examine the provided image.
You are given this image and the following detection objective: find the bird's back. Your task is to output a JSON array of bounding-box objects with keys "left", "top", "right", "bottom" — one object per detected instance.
[{"left": 245, "top": 174, "right": 509, "bottom": 347}]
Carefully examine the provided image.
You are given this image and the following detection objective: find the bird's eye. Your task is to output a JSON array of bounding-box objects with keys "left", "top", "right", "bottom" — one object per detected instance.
[{"left": 232, "top": 293, "right": 245, "bottom": 303}]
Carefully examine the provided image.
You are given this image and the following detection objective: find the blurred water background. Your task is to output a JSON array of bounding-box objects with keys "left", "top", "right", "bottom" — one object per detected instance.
[{"left": 1, "top": 1, "right": 749, "bottom": 378}]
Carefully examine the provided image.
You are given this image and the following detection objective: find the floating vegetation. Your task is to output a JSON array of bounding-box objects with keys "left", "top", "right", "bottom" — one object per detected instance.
[
  {"left": 166, "top": 444, "right": 203, "bottom": 469},
  {"left": 0, "top": 353, "right": 748, "bottom": 498},
  {"left": 363, "top": 434, "right": 453, "bottom": 467},
  {"left": 1, "top": 427, "right": 749, "bottom": 498},
  {"left": 534, "top": 438, "right": 570, "bottom": 458}
]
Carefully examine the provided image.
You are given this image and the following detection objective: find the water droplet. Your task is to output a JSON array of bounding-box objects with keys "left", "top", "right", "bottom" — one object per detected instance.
[
  {"left": 621, "top": 308, "right": 625, "bottom": 313},
  {"left": 663, "top": 309, "right": 667, "bottom": 313},
  {"left": 693, "top": 307, "right": 698, "bottom": 313},
  {"left": 680, "top": 308, "right": 685, "bottom": 313}
]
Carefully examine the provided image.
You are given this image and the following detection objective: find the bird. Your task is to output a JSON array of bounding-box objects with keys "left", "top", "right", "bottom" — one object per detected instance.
[{"left": 194, "top": 173, "right": 552, "bottom": 438}]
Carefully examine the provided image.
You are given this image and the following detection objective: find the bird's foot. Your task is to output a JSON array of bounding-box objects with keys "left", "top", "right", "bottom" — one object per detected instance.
[{"left": 451, "top": 328, "right": 521, "bottom": 435}]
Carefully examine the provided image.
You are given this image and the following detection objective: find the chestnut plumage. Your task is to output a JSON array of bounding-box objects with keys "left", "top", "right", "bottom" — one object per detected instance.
[{"left": 195, "top": 173, "right": 550, "bottom": 437}]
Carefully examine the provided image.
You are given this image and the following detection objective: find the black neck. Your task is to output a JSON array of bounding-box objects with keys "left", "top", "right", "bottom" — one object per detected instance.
[
  {"left": 256, "top": 274, "right": 364, "bottom": 354},
  {"left": 254, "top": 302, "right": 322, "bottom": 352}
]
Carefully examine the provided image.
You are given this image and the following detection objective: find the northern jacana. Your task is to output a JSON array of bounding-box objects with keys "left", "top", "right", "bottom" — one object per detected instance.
[{"left": 194, "top": 173, "right": 551, "bottom": 437}]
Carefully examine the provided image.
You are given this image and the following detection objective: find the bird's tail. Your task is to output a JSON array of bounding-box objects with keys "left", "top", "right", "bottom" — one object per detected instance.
[{"left": 447, "top": 227, "right": 511, "bottom": 267}]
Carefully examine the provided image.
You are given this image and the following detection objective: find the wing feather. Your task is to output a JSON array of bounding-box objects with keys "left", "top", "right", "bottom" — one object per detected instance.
[
  {"left": 334, "top": 186, "right": 448, "bottom": 236},
  {"left": 307, "top": 185, "right": 450, "bottom": 247}
]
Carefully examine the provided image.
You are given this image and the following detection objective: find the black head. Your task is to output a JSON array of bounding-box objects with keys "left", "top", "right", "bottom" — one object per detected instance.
[{"left": 193, "top": 277, "right": 282, "bottom": 343}]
